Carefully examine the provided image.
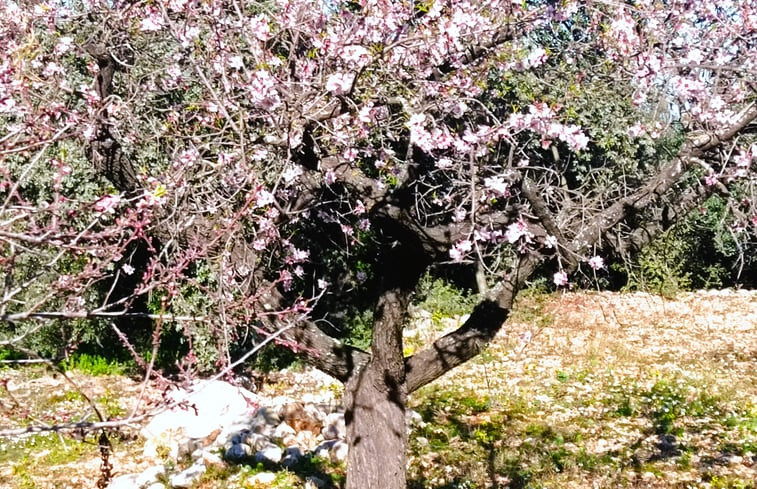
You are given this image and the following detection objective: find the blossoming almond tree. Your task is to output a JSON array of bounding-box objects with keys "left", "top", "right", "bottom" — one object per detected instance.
[{"left": 1, "top": 0, "right": 756, "bottom": 487}]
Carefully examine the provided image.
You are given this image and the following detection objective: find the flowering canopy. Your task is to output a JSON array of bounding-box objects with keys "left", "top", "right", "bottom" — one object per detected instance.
[{"left": 0, "top": 0, "right": 755, "bottom": 376}]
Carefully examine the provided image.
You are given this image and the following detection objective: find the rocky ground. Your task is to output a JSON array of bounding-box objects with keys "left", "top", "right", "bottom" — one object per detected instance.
[{"left": 1, "top": 289, "right": 756, "bottom": 488}]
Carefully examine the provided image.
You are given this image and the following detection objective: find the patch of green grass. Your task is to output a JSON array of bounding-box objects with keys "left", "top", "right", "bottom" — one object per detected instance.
[
  {"left": 0, "top": 432, "right": 94, "bottom": 467},
  {"left": 10, "top": 459, "right": 36, "bottom": 489},
  {"left": 49, "top": 390, "right": 86, "bottom": 404},
  {"left": 409, "top": 386, "right": 614, "bottom": 489},
  {"left": 0, "top": 347, "right": 25, "bottom": 362},
  {"left": 413, "top": 274, "right": 479, "bottom": 322},
  {"left": 642, "top": 377, "right": 723, "bottom": 435},
  {"left": 96, "top": 389, "right": 126, "bottom": 418},
  {"left": 60, "top": 353, "right": 129, "bottom": 376},
  {"left": 707, "top": 475, "right": 755, "bottom": 489},
  {"left": 509, "top": 288, "right": 555, "bottom": 328}
]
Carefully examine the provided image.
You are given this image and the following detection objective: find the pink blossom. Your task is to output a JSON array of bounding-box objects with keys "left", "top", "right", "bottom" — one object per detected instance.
[
  {"left": 324, "top": 169, "right": 336, "bottom": 185},
  {"left": 94, "top": 194, "right": 121, "bottom": 214},
  {"left": 484, "top": 176, "right": 509, "bottom": 196},
  {"left": 505, "top": 219, "right": 533, "bottom": 244},
  {"left": 139, "top": 11, "right": 164, "bottom": 32},
  {"left": 175, "top": 148, "right": 199, "bottom": 168},
  {"left": 289, "top": 248, "right": 309, "bottom": 263},
  {"left": 607, "top": 13, "right": 639, "bottom": 57},
  {"left": 255, "top": 189, "right": 275, "bottom": 208},
  {"left": 248, "top": 70, "right": 281, "bottom": 110},
  {"left": 282, "top": 165, "right": 303, "bottom": 184},
  {"left": 252, "top": 238, "right": 267, "bottom": 251},
  {"left": 279, "top": 270, "right": 293, "bottom": 291},
  {"left": 704, "top": 174, "right": 718, "bottom": 186},
  {"left": 341, "top": 45, "right": 371, "bottom": 67},
  {"left": 588, "top": 256, "right": 605, "bottom": 270},
  {"left": 343, "top": 148, "right": 358, "bottom": 161},
  {"left": 523, "top": 47, "right": 547, "bottom": 68},
  {"left": 436, "top": 158, "right": 453, "bottom": 170},
  {"left": 628, "top": 123, "right": 646, "bottom": 138},
  {"left": 250, "top": 14, "right": 271, "bottom": 42},
  {"left": 167, "top": 0, "right": 189, "bottom": 12},
  {"left": 326, "top": 73, "right": 354, "bottom": 95},
  {"left": 407, "top": 114, "right": 436, "bottom": 152},
  {"left": 553, "top": 271, "right": 569, "bottom": 287},
  {"left": 54, "top": 37, "right": 74, "bottom": 56},
  {"left": 560, "top": 125, "right": 589, "bottom": 151},
  {"left": 228, "top": 56, "right": 244, "bottom": 70},
  {"left": 0, "top": 98, "right": 17, "bottom": 114},
  {"left": 449, "top": 240, "right": 473, "bottom": 262}
]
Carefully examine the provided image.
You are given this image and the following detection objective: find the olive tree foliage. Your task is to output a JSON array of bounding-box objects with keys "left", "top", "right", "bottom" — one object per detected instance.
[{"left": 1, "top": 0, "right": 757, "bottom": 486}]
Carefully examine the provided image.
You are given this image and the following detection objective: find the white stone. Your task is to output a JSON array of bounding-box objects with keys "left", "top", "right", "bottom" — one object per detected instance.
[
  {"left": 250, "top": 407, "right": 279, "bottom": 436},
  {"left": 216, "top": 423, "right": 255, "bottom": 448},
  {"left": 249, "top": 472, "right": 277, "bottom": 484},
  {"left": 406, "top": 409, "right": 425, "bottom": 428},
  {"left": 169, "top": 463, "right": 206, "bottom": 488},
  {"left": 282, "top": 446, "right": 304, "bottom": 467},
  {"left": 304, "top": 403, "right": 327, "bottom": 423},
  {"left": 305, "top": 475, "right": 329, "bottom": 489},
  {"left": 141, "top": 380, "right": 257, "bottom": 459},
  {"left": 295, "top": 429, "right": 318, "bottom": 450},
  {"left": 313, "top": 440, "right": 336, "bottom": 459},
  {"left": 330, "top": 440, "right": 349, "bottom": 463},
  {"left": 224, "top": 442, "right": 252, "bottom": 463},
  {"left": 254, "top": 443, "right": 283, "bottom": 464},
  {"left": 321, "top": 412, "right": 346, "bottom": 440},
  {"left": 202, "top": 449, "right": 224, "bottom": 467},
  {"left": 135, "top": 465, "right": 165, "bottom": 486},
  {"left": 107, "top": 474, "right": 139, "bottom": 489},
  {"left": 272, "top": 421, "right": 296, "bottom": 442}
]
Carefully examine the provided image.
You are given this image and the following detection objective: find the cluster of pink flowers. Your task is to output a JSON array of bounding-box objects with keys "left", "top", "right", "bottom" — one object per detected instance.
[
  {"left": 449, "top": 239, "right": 473, "bottom": 263},
  {"left": 588, "top": 256, "right": 605, "bottom": 271},
  {"left": 508, "top": 103, "right": 589, "bottom": 152},
  {"left": 93, "top": 194, "right": 121, "bottom": 215},
  {"left": 325, "top": 72, "right": 354, "bottom": 95}
]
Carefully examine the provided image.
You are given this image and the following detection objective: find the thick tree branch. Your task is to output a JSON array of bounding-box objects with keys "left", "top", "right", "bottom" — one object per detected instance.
[
  {"left": 521, "top": 177, "right": 577, "bottom": 268},
  {"left": 404, "top": 254, "right": 539, "bottom": 393},
  {"left": 257, "top": 286, "right": 369, "bottom": 383},
  {"left": 570, "top": 103, "right": 757, "bottom": 256},
  {"left": 83, "top": 42, "right": 140, "bottom": 194}
]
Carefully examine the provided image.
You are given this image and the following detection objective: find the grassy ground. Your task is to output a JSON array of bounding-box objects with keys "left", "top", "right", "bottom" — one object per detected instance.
[
  {"left": 1, "top": 290, "right": 756, "bottom": 488},
  {"left": 407, "top": 289, "right": 757, "bottom": 489}
]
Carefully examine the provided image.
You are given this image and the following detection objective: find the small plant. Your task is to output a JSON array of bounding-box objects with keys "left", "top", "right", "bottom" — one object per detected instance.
[
  {"left": 642, "top": 377, "right": 723, "bottom": 436},
  {"left": 60, "top": 353, "right": 128, "bottom": 376},
  {"left": 412, "top": 274, "right": 478, "bottom": 321},
  {"left": 97, "top": 390, "right": 126, "bottom": 418}
]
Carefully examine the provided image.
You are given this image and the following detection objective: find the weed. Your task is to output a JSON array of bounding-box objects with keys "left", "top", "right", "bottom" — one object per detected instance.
[
  {"left": 642, "top": 377, "right": 723, "bottom": 435},
  {"left": 708, "top": 475, "right": 755, "bottom": 489},
  {"left": 96, "top": 389, "right": 126, "bottom": 418},
  {"left": 413, "top": 274, "right": 478, "bottom": 321},
  {"left": 60, "top": 353, "right": 129, "bottom": 376}
]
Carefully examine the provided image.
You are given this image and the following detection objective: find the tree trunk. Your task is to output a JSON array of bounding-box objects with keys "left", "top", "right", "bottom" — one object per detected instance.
[{"left": 344, "top": 289, "right": 409, "bottom": 489}]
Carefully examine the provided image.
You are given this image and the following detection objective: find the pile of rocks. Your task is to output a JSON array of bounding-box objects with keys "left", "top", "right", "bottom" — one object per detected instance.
[{"left": 109, "top": 377, "right": 348, "bottom": 489}]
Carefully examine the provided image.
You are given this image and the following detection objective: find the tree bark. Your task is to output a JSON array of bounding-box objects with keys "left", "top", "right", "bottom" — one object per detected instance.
[{"left": 344, "top": 288, "right": 410, "bottom": 489}]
